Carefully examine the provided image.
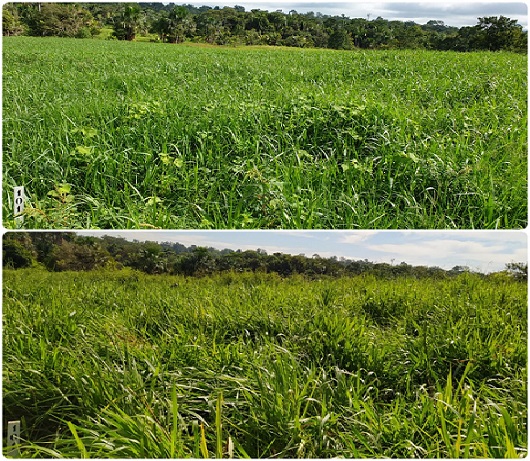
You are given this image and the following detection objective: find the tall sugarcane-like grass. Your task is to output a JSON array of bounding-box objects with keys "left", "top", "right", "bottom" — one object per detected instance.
[
  {"left": 3, "top": 269, "right": 527, "bottom": 457},
  {"left": 3, "top": 37, "right": 527, "bottom": 229}
]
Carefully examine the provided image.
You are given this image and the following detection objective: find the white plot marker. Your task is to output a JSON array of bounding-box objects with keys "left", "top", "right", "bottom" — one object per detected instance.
[
  {"left": 7, "top": 420, "right": 21, "bottom": 457},
  {"left": 13, "top": 186, "right": 24, "bottom": 226}
]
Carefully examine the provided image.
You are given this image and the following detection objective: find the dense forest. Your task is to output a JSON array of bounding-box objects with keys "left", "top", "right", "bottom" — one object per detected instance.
[
  {"left": 3, "top": 232, "right": 527, "bottom": 280},
  {"left": 3, "top": 2, "right": 527, "bottom": 52}
]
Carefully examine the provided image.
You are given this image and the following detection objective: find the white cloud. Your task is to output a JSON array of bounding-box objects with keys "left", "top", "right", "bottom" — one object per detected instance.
[
  {"left": 366, "top": 237, "right": 526, "bottom": 270},
  {"left": 338, "top": 233, "right": 375, "bottom": 244},
  {"left": 509, "top": 247, "right": 528, "bottom": 263}
]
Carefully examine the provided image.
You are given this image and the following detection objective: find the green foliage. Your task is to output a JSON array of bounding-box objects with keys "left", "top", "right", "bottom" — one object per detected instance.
[
  {"left": 152, "top": 6, "right": 192, "bottom": 43},
  {"left": 2, "top": 4, "right": 26, "bottom": 36},
  {"left": 3, "top": 38, "right": 527, "bottom": 229},
  {"left": 22, "top": 3, "right": 99, "bottom": 38},
  {"left": 5, "top": 3, "right": 527, "bottom": 52},
  {"left": 2, "top": 239, "right": 34, "bottom": 268},
  {"left": 505, "top": 262, "right": 528, "bottom": 281},
  {"left": 7, "top": 233, "right": 521, "bottom": 283},
  {"left": 3, "top": 269, "right": 527, "bottom": 458},
  {"left": 328, "top": 28, "right": 352, "bottom": 50},
  {"left": 475, "top": 16, "right": 527, "bottom": 52},
  {"left": 112, "top": 4, "right": 145, "bottom": 41},
  {"left": 45, "top": 239, "right": 111, "bottom": 271}
]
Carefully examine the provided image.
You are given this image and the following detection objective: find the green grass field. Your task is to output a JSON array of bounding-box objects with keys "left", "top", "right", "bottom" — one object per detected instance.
[
  {"left": 3, "top": 37, "right": 528, "bottom": 229},
  {"left": 3, "top": 269, "right": 527, "bottom": 457}
]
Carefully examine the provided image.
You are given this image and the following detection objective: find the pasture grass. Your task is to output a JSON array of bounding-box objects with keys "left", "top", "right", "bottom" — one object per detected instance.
[
  {"left": 2, "top": 269, "right": 527, "bottom": 457},
  {"left": 3, "top": 36, "right": 527, "bottom": 229}
]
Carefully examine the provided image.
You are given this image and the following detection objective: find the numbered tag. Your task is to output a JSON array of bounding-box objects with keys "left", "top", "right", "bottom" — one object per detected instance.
[
  {"left": 7, "top": 420, "right": 20, "bottom": 457},
  {"left": 13, "top": 186, "right": 24, "bottom": 226}
]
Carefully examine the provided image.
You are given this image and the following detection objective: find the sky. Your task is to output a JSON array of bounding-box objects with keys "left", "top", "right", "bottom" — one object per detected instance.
[
  {"left": 184, "top": 1, "right": 528, "bottom": 29},
  {"left": 79, "top": 230, "right": 527, "bottom": 273}
]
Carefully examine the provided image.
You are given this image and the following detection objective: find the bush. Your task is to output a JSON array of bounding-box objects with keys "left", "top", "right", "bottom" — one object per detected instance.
[
  {"left": 75, "top": 27, "right": 93, "bottom": 39},
  {"left": 3, "top": 241, "right": 34, "bottom": 268}
]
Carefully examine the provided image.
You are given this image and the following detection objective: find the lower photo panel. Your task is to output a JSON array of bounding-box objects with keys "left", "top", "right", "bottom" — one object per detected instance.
[{"left": 2, "top": 230, "right": 528, "bottom": 458}]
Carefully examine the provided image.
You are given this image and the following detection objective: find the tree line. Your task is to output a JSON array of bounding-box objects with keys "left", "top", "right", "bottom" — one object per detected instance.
[
  {"left": 3, "top": 232, "right": 527, "bottom": 281},
  {"left": 3, "top": 2, "right": 527, "bottom": 52}
]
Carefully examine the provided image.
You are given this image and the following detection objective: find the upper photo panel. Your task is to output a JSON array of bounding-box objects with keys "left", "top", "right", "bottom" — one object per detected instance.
[{"left": 3, "top": 2, "right": 527, "bottom": 229}]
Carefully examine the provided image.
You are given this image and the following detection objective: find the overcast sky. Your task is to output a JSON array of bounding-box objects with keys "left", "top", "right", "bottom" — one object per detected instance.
[
  {"left": 79, "top": 230, "right": 527, "bottom": 273},
  {"left": 186, "top": 1, "right": 528, "bottom": 28}
]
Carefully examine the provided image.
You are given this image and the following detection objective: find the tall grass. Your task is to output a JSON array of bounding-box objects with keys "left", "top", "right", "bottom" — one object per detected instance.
[
  {"left": 3, "top": 37, "right": 527, "bottom": 229},
  {"left": 3, "top": 269, "right": 527, "bottom": 457}
]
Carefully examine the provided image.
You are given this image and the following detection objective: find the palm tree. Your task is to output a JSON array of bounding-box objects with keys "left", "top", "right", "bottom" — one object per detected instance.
[
  {"left": 113, "top": 4, "right": 144, "bottom": 41},
  {"left": 167, "top": 6, "right": 190, "bottom": 43}
]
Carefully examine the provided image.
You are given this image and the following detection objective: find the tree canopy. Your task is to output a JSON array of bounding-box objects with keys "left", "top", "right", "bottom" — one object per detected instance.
[
  {"left": 3, "top": 3, "right": 527, "bottom": 52},
  {"left": 4, "top": 232, "right": 526, "bottom": 281}
]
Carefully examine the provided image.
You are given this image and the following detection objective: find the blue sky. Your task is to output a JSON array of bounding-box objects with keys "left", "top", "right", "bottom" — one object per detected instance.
[
  {"left": 186, "top": 1, "right": 528, "bottom": 28},
  {"left": 79, "top": 230, "right": 527, "bottom": 273}
]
